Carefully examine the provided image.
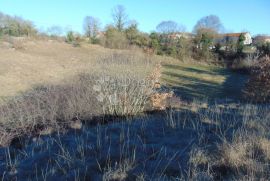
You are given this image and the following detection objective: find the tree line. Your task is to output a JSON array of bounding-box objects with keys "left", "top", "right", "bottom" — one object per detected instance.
[
  {"left": 0, "top": 12, "right": 37, "bottom": 37},
  {"left": 0, "top": 5, "right": 269, "bottom": 63},
  {"left": 79, "top": 5, "right": 269, "bottom": 63}
]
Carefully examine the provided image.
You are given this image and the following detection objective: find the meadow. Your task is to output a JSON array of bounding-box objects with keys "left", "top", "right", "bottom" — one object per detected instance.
[{"left": 0, "top": 38, "right": 269, "bottom": 181}]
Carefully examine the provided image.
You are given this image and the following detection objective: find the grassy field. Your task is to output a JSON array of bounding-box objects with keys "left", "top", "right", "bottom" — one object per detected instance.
[
  {"left": 0, "top": 38, "right": 248, "bottom": 103},
  {"left": 162, "top": 61, "right": 248, "bottom": 101},
  {"left": 0, "top": 38, "right": 156, "bottom": 100},
  {"left": 1, "top": 39, "right": 269, "bottom": 181}
]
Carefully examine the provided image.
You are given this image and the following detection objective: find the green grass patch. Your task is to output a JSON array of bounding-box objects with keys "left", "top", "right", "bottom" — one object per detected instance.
[{"left": 162, "top": 62, "right": 248, "bottom": 101}]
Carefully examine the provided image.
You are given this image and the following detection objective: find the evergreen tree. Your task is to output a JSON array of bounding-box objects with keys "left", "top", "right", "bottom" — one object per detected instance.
[{"left": 237, "top": 33, "right": 246, "bottom": 54}]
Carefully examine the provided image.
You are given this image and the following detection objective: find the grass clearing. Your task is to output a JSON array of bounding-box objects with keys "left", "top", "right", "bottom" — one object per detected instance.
[{"left": 162, "top": 61, "right": 248, "bottom": 101}]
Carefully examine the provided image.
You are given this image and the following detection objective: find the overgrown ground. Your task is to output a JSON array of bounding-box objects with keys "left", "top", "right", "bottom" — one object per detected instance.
[
  {"left": 0, "top": 37, "right": 155, "bottom": 100},
  {"left": 1, "top": 100, "right": 269, "bottom": 180},
  {"left": 0, "top": 39, "right": 269, "bottom": 181}
]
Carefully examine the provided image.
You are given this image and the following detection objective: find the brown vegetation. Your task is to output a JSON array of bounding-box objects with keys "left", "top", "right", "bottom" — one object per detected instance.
[
  {"left": 0, "top": 40, "right": 164, "bottom": 147},
  {"left": 150, "top": 92, "right": 174, "bottom": 110},
  {"left": 244, "top": 56, "right": 270, "bottom": 102},
  {"left": 0, "top": 6, "right": 269, "bottom": 181}
]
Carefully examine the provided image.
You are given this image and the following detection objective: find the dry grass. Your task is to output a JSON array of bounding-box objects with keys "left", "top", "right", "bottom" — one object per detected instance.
[
  {"left": 0, "top": 39, "right": 156, "bottom": 100},
  {"left": 189, "top": 102, "right": 270, "bottom": 180},
  {"left": 0, "top": 98, "right": 269, "bottom": 180},
  {"left": 0, "top": 40, "right": 162, "bottom": 146},
  {"left": 259, "top": 138, "right": 270, "bottom": 161},
  {"left": 219, "top": 136, "right": 258, "bottom": 170},
  {"left": 103, "top": 159, "right": 135, "bottom": 181},
  {"left": 216, "top": 134, "right": 270, "bottom": 180},
  {"left": 0, "top": 38, "right": 269, "bottom": 180}
]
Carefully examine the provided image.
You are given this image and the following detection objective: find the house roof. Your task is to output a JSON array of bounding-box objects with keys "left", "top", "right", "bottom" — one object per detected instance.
[
  {"left": 254, "top": 35, "right": 270, "bottom": 39},
  {"left": 253, "top": 35, "right": 270, "bottom": 43},
  {"left": 221, "top": 32, "right": 248, "bottom": 37}
]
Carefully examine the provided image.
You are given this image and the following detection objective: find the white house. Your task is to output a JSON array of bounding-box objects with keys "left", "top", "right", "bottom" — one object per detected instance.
[
  {"left": 216, "top": 32, "right": 252, "bottom": 45},
  {"left": 167, "top": 32, "right": 195, "bottom": 40}
]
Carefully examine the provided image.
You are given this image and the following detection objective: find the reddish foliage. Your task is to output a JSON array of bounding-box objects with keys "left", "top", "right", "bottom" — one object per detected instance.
[{"left": 244, "top": 56, "right": 270, "bottom": 102}]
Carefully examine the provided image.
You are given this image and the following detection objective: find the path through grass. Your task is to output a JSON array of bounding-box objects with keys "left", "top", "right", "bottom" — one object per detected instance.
[{"left": 162, "top": 62, "right": 248, "bottom": 101}]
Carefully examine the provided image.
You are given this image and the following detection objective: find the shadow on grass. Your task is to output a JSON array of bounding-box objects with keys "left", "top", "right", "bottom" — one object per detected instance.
[
  {"left": 162, "top": 64, "right": 249, "bottom": 102},
  {"left": 163, "top": 64, "right": 228, "bottom": 76}
]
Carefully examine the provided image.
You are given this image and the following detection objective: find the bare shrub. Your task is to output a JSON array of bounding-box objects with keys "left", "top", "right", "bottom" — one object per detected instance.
[
  {"left": 93, "top": 74, "right": 154, "bottom": 116},
  {"left": 0, "top": 50, "right": 158, "bottom": 146},
  {"left": 2, "top": 36, "right": 26, "bottom": 50},
  {"left": 244, "top": 56, "right": 270, "bottom": 102},
  {"left": 150, "top": 92, "right": 173, "bottom": 110},
  {"left": 92, "top": 61, "right": 162, "bottom": 116},
  {"left": 0, "top": 74, "right": 101, "bottom": 146},
  {"left": 231, "top": 53, "right": 259, "bottom": 71}
]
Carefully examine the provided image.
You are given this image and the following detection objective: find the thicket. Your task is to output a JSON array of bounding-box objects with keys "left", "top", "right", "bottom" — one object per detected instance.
[
  {"left": 0, "top": 51, "right": 158, "bottom": 147},
  {"left": 65, "top": 31, "right": 81, "bottom": 47},
  {"left": 1, "top": 9, "right": 267, "bottom": 68},
  {"left": 0, "top": 12, "right": 37, "bottom": 37},
  {"left": 99, "top": 26, "right": 254, "bottom": 65},
  {"left": 257, "top": 42, "right": 270, "bottom": 56},
  {"left": 244, "top": 56, "right": 270, "bottom": 103}
]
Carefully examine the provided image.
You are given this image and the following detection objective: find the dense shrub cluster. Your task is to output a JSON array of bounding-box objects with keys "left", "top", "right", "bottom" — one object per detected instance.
[
  {"left": 101, "top": 26, "right": 128, "bottom": 49},
  {"left": 100, "top": 27, "right": 252, "bottom": 64},
  {"left": 0, "top": 75, "right": 100, "bottom": 147},
  {"left": 149, "top": 32, "right": 193, "bottom": 61},
  {"left": 244, "top": 56, "right": 270, "bottom": 102},
  {"left": 65, "top": 31, "right": 81, "bottom": 47},
  {"left": 0, "top": 12, "right": 37, "bottom": 37},
  {"left": 100, "top": 24, "right": 149, "bottom": 49},
  {"left": 257, "top": 42, "right": 270, "bottom": 56},
  {"left": 0, "top": 51, "right": 157, "bottom": 147}
]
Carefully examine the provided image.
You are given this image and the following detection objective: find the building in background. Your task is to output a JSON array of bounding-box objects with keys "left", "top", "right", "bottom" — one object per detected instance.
[{"left": 216, "top": 32, "right": 252, "bottom": 45}]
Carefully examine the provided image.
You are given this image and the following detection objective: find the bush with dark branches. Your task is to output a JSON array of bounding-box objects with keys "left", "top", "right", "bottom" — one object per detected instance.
[{"left": 244, "top": 56, "right": 270, "bottom": 102}]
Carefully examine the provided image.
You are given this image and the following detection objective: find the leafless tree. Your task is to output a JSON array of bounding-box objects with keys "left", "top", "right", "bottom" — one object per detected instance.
[
  {"left": 193, "top": 15, "right": 224, "bottom": 33},
  {"left": 83, "top": 16, "right": 101, "bottom": 38},
  {"left": 111, "top": 5, "right": 128, "bottom": 32},
  {"left": 156, "top": 21, "right": 186, "bottom": 34},
  {"left": 47, "top": 25, "right": 63, "bottom": 36},
  {"left": 0, "top": 12, "right": 5, "bottom": 28}
]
